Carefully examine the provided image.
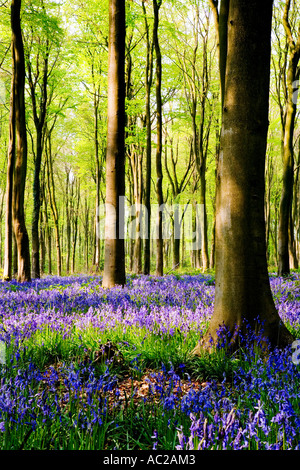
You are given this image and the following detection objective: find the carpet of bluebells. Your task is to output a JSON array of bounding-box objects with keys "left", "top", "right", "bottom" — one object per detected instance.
[{"left": 0, "top": 272, "right": 300, "bottom": 450}]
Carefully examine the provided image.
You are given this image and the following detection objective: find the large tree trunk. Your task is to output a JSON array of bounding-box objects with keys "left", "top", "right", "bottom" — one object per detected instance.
[
  {"left": 11, "top": 0, "right": 31, "bottom": 283},
  {"left": 102, "top": 0, "right": 126, "bottom": 288},
  {"left": 193, "top": 0, "right": 293, "bottom": 354},
  {"left": 3, "top": 52, "right": 15, "bottom": 281}
]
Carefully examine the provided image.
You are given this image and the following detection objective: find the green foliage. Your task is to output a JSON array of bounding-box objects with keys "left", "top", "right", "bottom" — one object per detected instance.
[{"left": 0, "top": 0, "right": 299, "bottom": 276}]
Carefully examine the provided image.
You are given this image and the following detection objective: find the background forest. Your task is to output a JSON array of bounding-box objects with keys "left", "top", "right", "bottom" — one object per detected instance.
[{"left": 0, "top": 0, "right": 299, "bottom": 279}]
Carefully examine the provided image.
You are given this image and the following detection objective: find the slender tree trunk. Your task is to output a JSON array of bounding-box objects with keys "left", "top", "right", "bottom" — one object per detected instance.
[
  {"left": 198, "top": 20, "right": 210, "bottom": 271},
  {"left": 131, "top": 150, "right": 143, "bottom": 274},
  {"left": 31, "top": 126, "right": 44, "bottom": 279},
  {"left": 71, "top": 179, "right": 80, "bottom": 274},
  {"left": 278, "top": 100, "right": 297, "bottom": 275},
  {"left": 47, "top": 227, "right": 52, "bottom": 274},
  {"left": 65, "top": 169, "right": 71, "bottom": 274},
  {"left": 45, "top": 130, "right": 61, "bottom": 276},
  {"left": 164, "top": 134, "right": 193, "bottom": 270},
  {"left": 0, "top": 190, "right": 5, "bottom": 269},
  {"left": 293, "top": 144, "right": 300, "bottom": 263},
  {"left": 289, "top": 210, "right": 298, "bottom": 269},
  {"left": 193, "top": 0, "right": 293, "bottom": 354},
  {"left": 102, "top": 0, "right": 126, "bottom": 288},
  {"left": 39, "top": 168, "right": 46, "bottom": 275},
  {"left": 265, "top": 149, "right": 272, "bottom": 262},
  {"left": 13, "top": 232, "right": 17, "bottom": 276},
  {"left": 210, "top": 120, "right": 221, "bottom": 269},
  {"left": 142, "top": 2, "right": 154, "bottom": 275},
  {"left": 94, "top": 84, "right": 101, "bottom": 272},
  {"left": 153, "top": 0, "right": 164, "bottom": 277},
  {"left": 192, "top": 199, "right": 201, "bottom": 269},
  {"left": 11, "top": 0, "right": 31, "bottom": 283},
  {"left": 173, "top": 203, "right": 180, "bottom": 268},
  {"left": 40, "top": 214, "right": 46, "bottom": 275},
  {"left": 277, "top": 0, "right": 300, "bottom": 276},
  {"left": 83, "top": 196, "right": 90, "bottom": 272},
  {"left": 199, "top": 160, "right": 209, "bottom": 270},
  {"left": 28, "top": 48, "right": 48, "bottom": 280},
  {"left": 42, "top": 185, "right": 52, "bottom": 274}
]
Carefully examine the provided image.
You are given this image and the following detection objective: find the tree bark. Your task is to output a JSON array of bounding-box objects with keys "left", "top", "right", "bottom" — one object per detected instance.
[
  {"left": 93, "top": 73, "right": 102, "bottom": 272},
  {"left": 3, "top": 48, "right": 15, "bottom": 282},
  {"left": 39, "top": 164, "right": 47, "bottom": 275},
  {"left": 153, "top": 0, "right": 164, "bottom": 277},
  {"left": 11, "top": 0, "right": 31, "bottom": 283},
  {"left": 164, "top": 133, "right": 193, "bottom": 269},
  {"left": 142, "top": 2, "right": 154, "bottom": 275},
  {"left": 130, "top": 148, "right": 143, "bottom": 274},
  {"left": 71, "top": 178, "right": 80, "bottom": 274},
  {"left": 208, "top": 1, "right": 228, "bottom": 270},
  {"left": 27, "top": 43, "right": 49, "bottom": 279},
  {"left": 277, "top": 0, "right": 300, "bottom": 276},
  {"left": 102, "top": 0, "right": 126, "bottom": 288},
  {"left": 193, "top": 0, "right": 293, "bottom": 354},
  {"left": 293, "top": 144, "right": 300, "bottom": 263},
  {"left": 65, "top": 168, "right": 71, "bottom": 274},
  {"left": 45, "top": 129, "right": 61, "bottom": 276}
]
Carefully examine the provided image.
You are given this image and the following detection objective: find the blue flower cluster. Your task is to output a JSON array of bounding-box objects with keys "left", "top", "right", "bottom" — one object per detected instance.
[
  {"left": 0, "top": 357, "right": 117, "bottom": 447},
  {"left": 143, "top": 343, "right": 300, "bottom": 450},
  {"left": 0, "top": 273, "right": 299, "bottom": 450},
  {"left": 0, "top": 274, "right": 215, "bottom": 345}
]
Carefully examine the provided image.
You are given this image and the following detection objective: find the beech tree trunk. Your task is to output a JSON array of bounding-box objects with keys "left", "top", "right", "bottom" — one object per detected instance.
[
  {"left": 102, "top": 0, "right": 126, "bottom": 288},
  {"left": 198, "top": 155, "right": 209, "bottom": 270},
  {"left": 3, "top": 51, "right": 15, "bottom": 281},
  {"left": 93, "top": 78, "right": 102, "bottom": 272},
  {"left": 142, "top": 2, "right": 153, "bottom": 275},
  {"left": 39, "top": 165, "right": 46, "bottom": 275},
  {"left": 277, "top": 92, "right": 296, "bottom": 275},
  {"left": 65, "top": 168, "right": 71, "bottom": 274},
  {"left": 45, "top": 129, "right": 61, "bottom": 276},
  {"left": 130, "top": 149, "right": 143, "bottom": 275},
  {"left": 27, "top": 42, "right": 49, "bottom": 279},
  {"left": 11, "top": 0, "right": 31, "bottom": 283},
  {"left": 277, "top": 0, "right": 300, "bottom": 276},
  {"left": 71, "top": 178, "right": 80, "bottom": 274},
  {"left": 153, "top": 0, "right": 164, "bottom": 277},
  {"left": 193, "top": 0, "right": 293, "bottom": 354},
  {"left": 208, "top": 0, "right": 228, "bottom": 270},
  {"left": 164, "top": 133, "right": 193, "bottom": 270}
]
